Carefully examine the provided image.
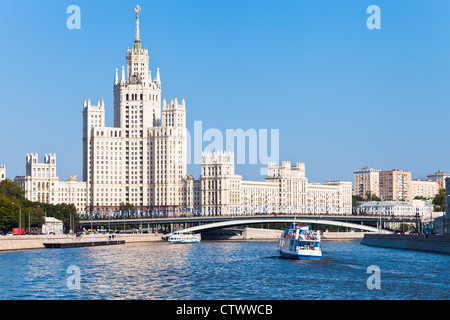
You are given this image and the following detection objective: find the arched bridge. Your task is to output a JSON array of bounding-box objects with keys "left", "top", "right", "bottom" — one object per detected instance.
[
  {"left": 80, "top": 213, "right": 404, "bottom": 234},
  {"left": 178, "top": 216, "right": 392, "bottom": 234}
]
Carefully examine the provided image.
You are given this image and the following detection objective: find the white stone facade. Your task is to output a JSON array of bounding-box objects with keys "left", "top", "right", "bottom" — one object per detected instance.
[
  {"left": 83, "top": 8, "right": 186, "bottom": 213},
  {"left": 199, "top": 151, "right": 242, "bottom": 215},
  {"left": 196, "top": 152, "right": 352, "bottom": 215},
  {"left": 241, "top": 180, "right": 279, "bottom": 214},
  {"left": 14, "top": 154, "right": 87, "bottom": 214}
]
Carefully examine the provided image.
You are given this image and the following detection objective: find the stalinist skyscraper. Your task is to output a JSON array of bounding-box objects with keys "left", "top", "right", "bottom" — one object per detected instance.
[{"left": 83, "top": 6, "right": 187, "bottom": 213}]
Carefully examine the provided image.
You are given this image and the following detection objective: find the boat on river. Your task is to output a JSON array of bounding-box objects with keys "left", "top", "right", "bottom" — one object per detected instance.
[
  {"left": 167, "top": 232, "right": 200, "bottom": 243},
  {"left": 43, "top": 234, "right": 125, "bottom": 248},
  {"left": 277, "top": 224, "right": 322, "bottom": 259}
]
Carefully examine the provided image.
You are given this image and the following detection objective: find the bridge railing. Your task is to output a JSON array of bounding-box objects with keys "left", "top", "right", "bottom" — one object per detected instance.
[{"left": 79, "top": 210, "right": 418, "bottom": 221}]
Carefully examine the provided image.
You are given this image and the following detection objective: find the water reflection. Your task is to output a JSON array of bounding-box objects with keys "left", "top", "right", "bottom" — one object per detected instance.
[{"left": 0, "top": 240, "right": 449, "bottom": 300}]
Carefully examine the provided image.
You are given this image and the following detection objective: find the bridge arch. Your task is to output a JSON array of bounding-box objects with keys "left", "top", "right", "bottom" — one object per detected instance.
[{"left": 178, "top": 218, "right": 391, "bottom": 234}]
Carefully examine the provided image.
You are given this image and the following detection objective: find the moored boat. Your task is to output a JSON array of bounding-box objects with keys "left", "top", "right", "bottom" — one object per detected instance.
[
  {"left": 168, "top": 232, "right": 200, "bottom": 243},
  {"left": 277, "top": 224, "right": 322, "bottom": 259},
  {"left": 43, "top": 234, "right": 125, "bottom": 248}
]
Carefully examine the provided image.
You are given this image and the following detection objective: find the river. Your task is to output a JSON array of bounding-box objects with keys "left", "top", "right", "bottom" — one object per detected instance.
[{"left": 0, "top": 240, "right": 448, "bottom": 300}]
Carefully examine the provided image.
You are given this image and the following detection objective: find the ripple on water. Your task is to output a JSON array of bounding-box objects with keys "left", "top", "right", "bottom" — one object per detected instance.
[{"left": 0, "top": 240, "right": 449, "bottom": 300}]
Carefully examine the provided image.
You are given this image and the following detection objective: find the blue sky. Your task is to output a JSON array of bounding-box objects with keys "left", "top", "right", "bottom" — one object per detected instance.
[{"left": 0, "top": 0, "right": 449, "bottom": 183}]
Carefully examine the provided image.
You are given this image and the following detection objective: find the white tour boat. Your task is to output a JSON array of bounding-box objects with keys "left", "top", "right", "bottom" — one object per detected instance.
[
  {"left": 167, "top": 232, "right": 200, "bottom": 243},
  {"left": 277, "top": 224, "right": 322, "bottom": 259}
]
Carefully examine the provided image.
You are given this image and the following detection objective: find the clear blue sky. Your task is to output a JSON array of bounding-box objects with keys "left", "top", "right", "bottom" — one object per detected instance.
[{"left": 0, "top": 0, "right": 449, "bottom": 183}]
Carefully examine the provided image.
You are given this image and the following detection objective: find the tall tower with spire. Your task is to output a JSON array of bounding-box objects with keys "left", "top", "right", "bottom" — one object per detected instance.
[
  {"left": 114, "top": 5, "right": 162, "bottom": 130},
  {"left": 83, "top": 6, "right": 187, "bottom": 214}
]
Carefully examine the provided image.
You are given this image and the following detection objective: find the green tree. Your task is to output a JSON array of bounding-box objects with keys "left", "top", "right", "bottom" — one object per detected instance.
[
  {"left": 399, "top": 223, "right": 414, "bottom": 233},
  {"left": 432, "top": 188, "right": 445, "bottom": 212},
  {"left": 120, "top": 202, "right": 135, "bottom": 213},
  {"left": 0, "top": 194, "right": 18, "bottom": 233},
  {"left": 365, "top": 191, "right": 381, "bottom": 201},
  {"left": 352, "top": 195, "right": 363, "bottom": 208},
  {"left": 0, "top": 179, "right": 81, "bottom": 233},
  {"left": 0, "top": 179, "right": 24, "bottom": 201},
  {"left": 22, "top": 205, "right": 45, "bottom": 234}
]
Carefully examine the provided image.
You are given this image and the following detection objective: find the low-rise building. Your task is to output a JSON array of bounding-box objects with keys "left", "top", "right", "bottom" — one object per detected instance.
[
  {"left": 356, "top": 200, "right": 434, "bottom": 217},
  {"left": 41, "top": 217, "right": 64, "bottom": 235}
]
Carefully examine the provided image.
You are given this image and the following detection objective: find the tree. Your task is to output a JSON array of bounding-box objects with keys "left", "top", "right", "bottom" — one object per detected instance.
[
  {"left": 0, "top": 179, "right": 81, "bottom": 233},
  {"left": 432, "top": 188, "right": 445, "bottom": 212},
  {"left": 0, "top": 179, "right": 24, "bottom": 201},
  {"left": 352, "top": 195, "right": 363, "bottom": 208},
  {"left": 120, "top": 202, "right": 134, "bottom": 213},
  {"left": 0, "top": 194, "right": 18, "bottom": 233},
  {"left": 399, "top": 223, "right": 414, "bottom": 233},
  {"left": 365, "top": 191, "right": 381, "bottom": 201},
  {"left": 22, "top": 205, "right": 45, "bottom": 234}
]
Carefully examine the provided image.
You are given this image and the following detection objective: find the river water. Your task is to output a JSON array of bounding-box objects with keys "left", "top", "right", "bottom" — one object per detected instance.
[{"left": 0, "top": 240, "right": 448, "bottom": 300}]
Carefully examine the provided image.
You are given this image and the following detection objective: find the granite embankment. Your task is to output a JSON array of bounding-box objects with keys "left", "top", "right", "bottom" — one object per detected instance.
[
  {"left": 203, "top": 227, "right": 367, "bottom": 241},
  {"left": 0, "top": 229, "right": 368, "bottom": 251},
  {"left": 0, "top": 233, "right": 162, "bottom": 252},
  {"left": 361, "top": 233, "right": 450, "bottom": 254},
  {"left": 243, "top": 228, "right": 367, "bottom": 240}
]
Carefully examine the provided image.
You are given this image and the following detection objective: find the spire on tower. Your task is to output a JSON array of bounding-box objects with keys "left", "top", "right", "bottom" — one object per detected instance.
[
  {"left": 134, "top": 5, "right": 141, "bottom": 43},
  {"left": 132, "top": 5, "right": 143, "bottom": 51},
  {"left": 156, "top": 68, "right": 160, "bottom": 84},
  {"left": 115, "top": 68, "right": 119, "bottom": 85},
  {"left": 121, "top": 66, "right": 125, "bottom": 85}
]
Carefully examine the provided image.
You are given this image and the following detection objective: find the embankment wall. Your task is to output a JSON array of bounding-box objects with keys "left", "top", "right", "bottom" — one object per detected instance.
[{"left": 361, "top": 234, "right": 450, "bottom": 254}]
